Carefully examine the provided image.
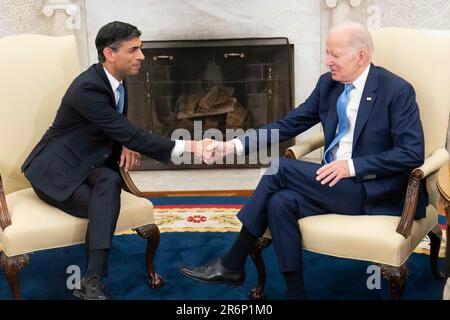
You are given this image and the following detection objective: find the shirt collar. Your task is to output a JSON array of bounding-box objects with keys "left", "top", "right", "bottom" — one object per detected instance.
[
  {"left": 351, "top": 64, "right": 371, "bottom": 93},
  {"left": 103, "top": 66, "right": 122, "bottom": 92}
]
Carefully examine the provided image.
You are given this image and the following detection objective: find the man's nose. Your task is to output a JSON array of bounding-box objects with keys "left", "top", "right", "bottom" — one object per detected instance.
[
  {"left": 138, "top": 49, "right": 145, "bottom": 61},
  {"left": 326, "top": 56, "right": 333, "bottom": 67}
]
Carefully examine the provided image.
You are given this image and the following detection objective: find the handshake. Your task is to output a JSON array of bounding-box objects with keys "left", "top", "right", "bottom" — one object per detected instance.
[{"left": 188, "top": 139, "right": 236, "bottom": 165}]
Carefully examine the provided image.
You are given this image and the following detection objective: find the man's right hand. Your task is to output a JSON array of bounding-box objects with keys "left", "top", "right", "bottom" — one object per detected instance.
[
  {"left": 119, "top": 146, "right": 141, "bottom": 172},
  {"left": 204, "top": 140, "right": 236, "bottom": 164}
]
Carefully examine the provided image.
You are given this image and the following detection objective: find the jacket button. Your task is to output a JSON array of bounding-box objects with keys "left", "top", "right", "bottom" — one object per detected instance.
[
  {"left": 90, "top": 165, "right": 95, "bottom": 169},
  {"left": 103, "top": 153, "right": 109, "bottom": 158}
]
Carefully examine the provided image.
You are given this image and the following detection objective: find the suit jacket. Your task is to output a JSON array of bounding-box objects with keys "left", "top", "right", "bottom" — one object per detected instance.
[
  {"left": 22, "top": 63, "right": 175, "bottom": 202},
  {"left": 237, "top": 64, "right": 427, "bottom": 218}
]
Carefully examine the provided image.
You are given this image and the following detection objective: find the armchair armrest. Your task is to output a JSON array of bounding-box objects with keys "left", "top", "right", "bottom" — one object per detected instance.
[
  {"left": 396, "top": 148, "right": 450, "bottom": 238},
  {"left": 0, "top": 173, "right": 12, "bottom": 230},
  {"left": 0, "top": 166, "right": 144, "bottom": 231},
  {"left": 118, "top": 165, "right": 144, "bottom": 198},
  {"left": 283, "top": 132, "right": 325, "bottom": 159}
]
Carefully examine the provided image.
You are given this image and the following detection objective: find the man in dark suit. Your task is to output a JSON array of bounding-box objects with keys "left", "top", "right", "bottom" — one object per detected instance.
[
  {"left": 180, "top": 21, "right": 427, "bottom": 299},
  {"left": 22, "top": 21, "right": 209, "bottom": 300}
]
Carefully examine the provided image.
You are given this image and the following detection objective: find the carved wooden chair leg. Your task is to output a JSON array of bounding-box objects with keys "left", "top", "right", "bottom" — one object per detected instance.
[
  {"left": 248, "top": 237, "right": 272, "bottom": 300},
  {"left": 135, "top": 224, "right": 164, "bottom": 289},
  {"left": 379, "top": 263, "right": 408, "bottom": 300},
  {"left": 0, "top": 253, "right": 29, "bottom": 300},
  {"left": 428, "top": 228, "right": 444, "bottom": 279}
]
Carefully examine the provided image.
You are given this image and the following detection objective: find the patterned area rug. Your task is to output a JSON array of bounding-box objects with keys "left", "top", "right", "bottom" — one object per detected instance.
[
  {"left": 151, "top": 198, "right": 448, "bottom": 257},
  {"left": 416, "top": 224, "right": 447, "bottom": 257},
  {"left": 154, "top": 204, "right": 243, "bottom": 232}
]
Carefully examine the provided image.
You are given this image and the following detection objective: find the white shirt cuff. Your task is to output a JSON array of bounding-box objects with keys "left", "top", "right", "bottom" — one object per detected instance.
[
  {"left": 348, "top": 159, "right": 356, "bottom": 177},
  {"left": 171, "top": 140, "right": 185, "bottom": 158},
  {"left": 233, "top": 138, "right": 245, "bottom": 156}
]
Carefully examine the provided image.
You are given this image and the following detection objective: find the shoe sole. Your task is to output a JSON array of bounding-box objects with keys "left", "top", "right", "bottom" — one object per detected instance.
[
  {"left": 179, "top": 269, "right": 244, "bottom": 287},
  {"left": 73, "top": 289, "right": 108, "bottom": 301}
]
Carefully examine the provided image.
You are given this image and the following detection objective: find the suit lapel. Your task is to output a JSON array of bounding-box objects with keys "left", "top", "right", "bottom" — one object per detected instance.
[
  {"left": 324, "top": 83, "right": 344, "bottom": 150},
  {"left": 352, "top": 64, "right": 378, "bottom": 149},
  {"left": 123, "top": 79, "right": 128, "bottom": 115},
  {"left": 94, "top": 63, "right": 116, "bottom": 109}
]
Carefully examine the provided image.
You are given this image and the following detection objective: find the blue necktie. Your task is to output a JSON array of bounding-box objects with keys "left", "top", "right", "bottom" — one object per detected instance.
[
  {"left": 117, "top": 83, "right": 125, "bottom": 114},
  {"left": 323, "top": 83, "right": 355, "bottom": 164}
]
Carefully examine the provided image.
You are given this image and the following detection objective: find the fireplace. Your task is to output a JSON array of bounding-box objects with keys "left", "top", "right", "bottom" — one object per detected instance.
[{"left": 126, "top": 38, "right": 294, "bottom": 170}]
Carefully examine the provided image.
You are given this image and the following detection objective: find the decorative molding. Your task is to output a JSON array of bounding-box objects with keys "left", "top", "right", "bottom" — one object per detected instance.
[
  {"left": 365, "top": 2, "right": 382, "bottom": 28},
  {"left": 41, "top": 0, "right": 89, "bottom": 69},
  {"left": 374, "top": 0, "right": 450, "bottom": 29},
  {"left": 0, "top": 0, "right": 82, "bottom": 37},
  {"left": 325, "top": 0, "right": 364, "bottom": 27},
  {"left": 0, "top": 0, "right": 48, "bottom": 37},
  {"left": 42, "top": 0, "right": 79, "bottom": 17},
  {"left": 349, "top": 0, "right": 362, "bottom": 6},
  {"left": 325, "top": 0, "right": 361, "bottom": 8},
  {"left": 42, "top": 0, "right": 81, "bottom": 35}
]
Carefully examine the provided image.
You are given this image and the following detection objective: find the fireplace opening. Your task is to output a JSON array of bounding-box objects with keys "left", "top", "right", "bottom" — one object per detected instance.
[{"left": 126, "top": 38, "right": 294, "bottom": 170}]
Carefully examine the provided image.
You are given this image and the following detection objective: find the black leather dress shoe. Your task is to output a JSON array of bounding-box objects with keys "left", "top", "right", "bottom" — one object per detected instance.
[
  {"left": 73, "top": 277, "right": 109, "bottom": 300},
  {"left": 179, "top": 257, "right": 245, "bottom": 286}
]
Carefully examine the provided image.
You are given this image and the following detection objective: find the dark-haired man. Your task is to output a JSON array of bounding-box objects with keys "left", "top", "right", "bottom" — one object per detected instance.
[{"left": 21, "top": 21, "right": 209, "bottom": 300}]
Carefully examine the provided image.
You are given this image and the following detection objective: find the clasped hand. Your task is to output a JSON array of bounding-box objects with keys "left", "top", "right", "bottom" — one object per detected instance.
[
  {"left": 192, "top": 140, "right": 350, "bottom": 186},
  {"left": 191, "top": 139, "right": 236, "bottom": 164}
]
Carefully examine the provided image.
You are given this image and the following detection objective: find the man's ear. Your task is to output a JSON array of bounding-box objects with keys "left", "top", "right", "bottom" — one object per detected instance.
[
  {"left": 358, "top": 48, "right": 367, "bottom": 66},
  {"left": 103, "top": 47, "right": 115, "bottom": 62}
]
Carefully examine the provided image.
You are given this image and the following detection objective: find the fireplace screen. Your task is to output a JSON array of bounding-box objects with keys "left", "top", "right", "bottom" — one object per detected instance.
[{"left": 126, "top": 38, "right": 294, "bottom": 170}]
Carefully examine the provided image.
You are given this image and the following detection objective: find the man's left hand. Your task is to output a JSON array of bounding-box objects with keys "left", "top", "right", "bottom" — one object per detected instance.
[
  {"left": 119, "top": 147, "right": 141, "bottom": 172},
  {"left": 316, "top": 160, "right": 350, "bottom": 187}
]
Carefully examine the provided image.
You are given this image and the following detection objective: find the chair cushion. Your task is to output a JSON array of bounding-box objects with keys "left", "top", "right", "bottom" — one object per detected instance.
[
  {"left": 0, "top": 188, "right": 154, "bottom": 256},
  {"left": 299, "top": 206, "right": 438, "bottom": 267}
]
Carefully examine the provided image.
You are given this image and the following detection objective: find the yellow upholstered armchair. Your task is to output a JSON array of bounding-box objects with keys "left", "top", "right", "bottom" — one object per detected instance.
[
  {"left": 249, "top": 28, "right": 450, "bottom": 300},
  {"left": 0, "top": 35, "right": 162, "bottom": 299}
]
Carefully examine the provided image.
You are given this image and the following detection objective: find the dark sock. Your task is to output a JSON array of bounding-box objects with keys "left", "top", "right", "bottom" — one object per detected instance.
[
  {"left": 221, "top": 226, "right": 257, "bottom": 271},
  {"left": 85, "top": 249, "right": 109, "bottom": 278},
  {"left": 283, "top": 272, "right": 307, "bottom": 300}
]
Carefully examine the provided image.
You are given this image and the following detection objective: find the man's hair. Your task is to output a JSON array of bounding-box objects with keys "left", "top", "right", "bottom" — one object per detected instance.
[
  {"left": 329, "top": 21, "right": 374, "bottom": 60},
  {"left": 95, "top": 21, "right": 142, "bottom": 63}
]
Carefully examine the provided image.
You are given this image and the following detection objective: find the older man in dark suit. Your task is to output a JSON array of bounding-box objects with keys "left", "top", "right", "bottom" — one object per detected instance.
[
  {"left": 180, "top": 21, "right": 427, "bottom": 299},
  {"left": 21, "top": 21, "right": 209, "bottom": 300}
]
